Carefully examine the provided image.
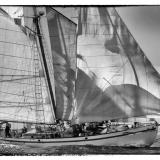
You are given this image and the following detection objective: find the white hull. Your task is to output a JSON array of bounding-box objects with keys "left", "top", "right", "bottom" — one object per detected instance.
[{"left": 0, "top": 125, "right": 157, "bottom": 148}]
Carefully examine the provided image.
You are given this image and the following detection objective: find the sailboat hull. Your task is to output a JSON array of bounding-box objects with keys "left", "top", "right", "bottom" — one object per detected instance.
[{"left": 0, "top": 124, "right": 158, "bottom": 148}]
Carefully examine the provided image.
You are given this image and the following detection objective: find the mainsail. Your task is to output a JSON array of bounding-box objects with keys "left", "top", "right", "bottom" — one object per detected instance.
[
  {"left": 0, "top": 8, "right": 53, "bottom": 124},
  {"left": 74, "top": 7, "right": 160, "bottom": 123}
]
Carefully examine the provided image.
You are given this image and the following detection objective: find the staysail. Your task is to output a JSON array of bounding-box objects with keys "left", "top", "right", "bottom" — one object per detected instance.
[
  {"left": 0, "top": 8, "right": 53, "bottom": 124},
  {"left": 45, "top": 7, "right": 77, "bottom": 120},
  {"left": 74, "top": 7, "right": 160, "bottom": 123}
]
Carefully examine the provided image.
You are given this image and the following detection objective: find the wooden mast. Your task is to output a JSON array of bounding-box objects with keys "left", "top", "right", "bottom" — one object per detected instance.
[{"left": 34, "top": 11, "right": 57, "bottom": 120}]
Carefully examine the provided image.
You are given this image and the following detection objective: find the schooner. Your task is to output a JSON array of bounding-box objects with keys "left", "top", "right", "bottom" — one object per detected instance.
[{"left": 0, "top": 6, "right": 159, "bottom": 147}]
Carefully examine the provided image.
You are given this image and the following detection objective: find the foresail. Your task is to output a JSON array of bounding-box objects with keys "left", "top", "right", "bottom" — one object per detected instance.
[
  {"left": 45, "top": 8, "right": 77, "bottom": 120},
  {"left": 74, "top": 7, "right": 160, "bottom": 123},
  {"left": 0, "top": 8, "right": 53, "bottom": 124}
]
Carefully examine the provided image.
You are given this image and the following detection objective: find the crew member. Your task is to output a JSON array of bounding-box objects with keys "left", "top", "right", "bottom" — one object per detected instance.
[{"left": 5, "top": 122, "right": 11, "bottom": 138}]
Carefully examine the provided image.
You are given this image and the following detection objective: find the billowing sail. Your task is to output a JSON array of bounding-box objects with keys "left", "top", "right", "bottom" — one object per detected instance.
[
  {"left": 0, "top": 8, "right": 53, "bottom": 124},
  {"left": 45, "top": 8, "right": 77, "bottom": 120},
  {"left": 107, "top": 8, "right": 160, "bottom": 97},
  {"left": 74, "top": 7, "right": 160, "bottom": 123}
]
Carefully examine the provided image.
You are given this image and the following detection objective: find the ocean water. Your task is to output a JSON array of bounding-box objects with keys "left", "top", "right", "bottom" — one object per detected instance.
[{"left": 0, "top": 131, "right": 160, "bottom": 155}]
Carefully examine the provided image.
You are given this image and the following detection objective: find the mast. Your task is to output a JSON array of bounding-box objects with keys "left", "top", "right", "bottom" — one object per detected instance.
[{"left": 34, "top": 12, "right": 57, "bottom": 120}]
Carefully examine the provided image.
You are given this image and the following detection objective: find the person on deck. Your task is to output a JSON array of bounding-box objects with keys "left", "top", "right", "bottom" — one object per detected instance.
[
  {"left": 63, "top": 121, "right": 73, "bottom": 137},
  {"left": 5, "top": 122, "right": 11, "bottom": 138},
  {"left": 22, "top": 126, "right": 27, "bottom": 133}
]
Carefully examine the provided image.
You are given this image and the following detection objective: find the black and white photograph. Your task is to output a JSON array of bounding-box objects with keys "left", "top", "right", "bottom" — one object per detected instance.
[{"left": 0, "top": 1, "right": 160, "bottom": 156}]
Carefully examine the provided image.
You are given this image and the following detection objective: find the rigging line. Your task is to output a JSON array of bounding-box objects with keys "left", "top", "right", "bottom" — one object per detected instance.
[
  {"left": 80, "top": 66, "right": 120, "bottom": 68},
  {"left": 49, "top": 33, "right": 77, "bottom": 36},
  {"left": 78, "top": 22, "right": 111, "bottom": 26},
  {"left": 0, "top": 11, "right": 10, "bottom": 17},
  {"left": 0, "top": 26, "right": 24, "bottom": 34},
  {"left": 0, "top": 90, "right": 39, "bottom": 99},
  {"left": 28, "top": 108, "right": 52, "bottom": 112},
  {"left": 77, "top": 54, "right": 118, "bottom": 57},
  {"left": 76, "top": 88, "right": 107, "bottom": 90},
  {"left": 0, "top": 79, "right": 48, "bottom": 88},
  {"left": 0, "top": 40, "right": 37, "bottom": 48},
  {"left": 0, "top": 76, "right": 39, "bottom": 83},
  {"left": 0, "top": 53, "right": 38, "bottom": 60},
  {"left": 76, "top": 22, "right": 129, "bottom": 28},
  {"left": 77, "top": 13, "right": 116, "bottom": 17},
  {"left": 78, "top": 43, "right": 121, "bottom": 46},
  {"left": 0, "top": 101, "right": 48, "bottom": 105},
  {"left": 0, "top": 118, "right": 52, "bottom": 125},
  {"left": 1, "top": 79, "right": 47, "bottom": 87},
  {"left": 0, "top": 111, "right": 38, "bottom": 122},
  {"left": 0, "top": 66, "right": 34, "bottom": 73},
  {"left": 51, "top": 33, "right": 115, "bottom": 36},
  {"left": 50, "top": 36, "right": 76, "bottom": 40},
  {"left": 16, "top": 88, "right": 37, "bottom": 93},
  {"left": 0, "top": 100, "right": 37, "bottom": 105},
  {"left": 50, "top": 7, "right": 77, "bottom": 25},
  {"left": 0, "top": 74, "right": 36, "bottom": 77},
  {"left": 50, "top": 33, "right": 126, "bottom": 36},
  {"left": 52, "top": 54, "right": 117, "bottom": 59},
  {"left": 68, "top": 33, "right": 126, "bottom": 36},
  {"left": 7, "top": 87, "right": 38, "bottom": 94},
  {"left": 0, "top": 104, "right": 39, "bottom": 108}
]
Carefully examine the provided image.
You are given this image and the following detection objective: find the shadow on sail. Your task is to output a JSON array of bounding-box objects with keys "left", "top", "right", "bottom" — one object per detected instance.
[
  {"left": 74, "top": 7, "right": 160, "bottom": 123},
  {"left": 74, "top": 68, "right": 160, "bottom": 123},
  {"left": 46, "top": 8, "right": 77, "bottom": 120}
]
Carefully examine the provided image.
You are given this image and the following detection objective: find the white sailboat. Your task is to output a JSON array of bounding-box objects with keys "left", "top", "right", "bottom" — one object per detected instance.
[{"left": 0, "top": 6, "right": 159, "bottom": 148}]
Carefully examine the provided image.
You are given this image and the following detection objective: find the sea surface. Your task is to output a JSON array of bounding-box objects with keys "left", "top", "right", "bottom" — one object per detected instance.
[{"left": 0, "top": 129, "right": 160, "bottom": 155}]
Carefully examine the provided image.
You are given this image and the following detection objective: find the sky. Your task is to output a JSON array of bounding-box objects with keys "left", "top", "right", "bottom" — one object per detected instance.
[
  {"left": 2, "top": 6, "right": 160, "bottom": 72},
  {"left": 117, "top": 6, "right": 160, "bottom": 71}
]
